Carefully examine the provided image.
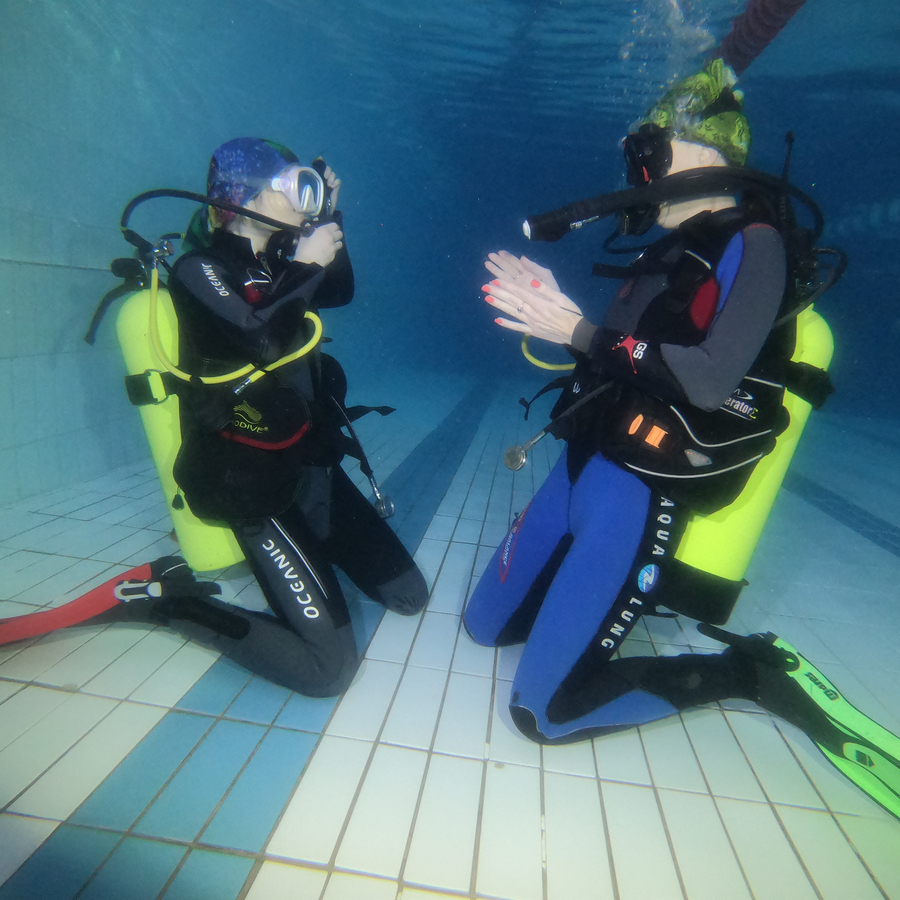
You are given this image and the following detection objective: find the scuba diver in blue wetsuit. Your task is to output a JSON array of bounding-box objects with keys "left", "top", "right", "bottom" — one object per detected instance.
[{"left": 464, "top": 62, "right": 900, "bottom": 820}]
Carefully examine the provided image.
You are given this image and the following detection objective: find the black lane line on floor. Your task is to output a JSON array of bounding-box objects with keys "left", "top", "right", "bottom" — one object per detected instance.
[
  {"left": 343, "top": 379, "right": 497, "bottom": 642},
  {"left": 380, "top": 379, "right": 497, "bottom": 552},
  {"left": 783, "top": 471, "right": 900, "bottom": 559}
]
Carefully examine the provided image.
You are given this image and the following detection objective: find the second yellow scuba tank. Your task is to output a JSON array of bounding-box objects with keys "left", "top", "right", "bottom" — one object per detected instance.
[{"left": 675, "top": 305, "right": 833, "bottom": 580}]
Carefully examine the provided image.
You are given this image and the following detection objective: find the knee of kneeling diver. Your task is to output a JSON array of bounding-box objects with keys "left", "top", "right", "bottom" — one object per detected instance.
[
  {"left": 375, "top": 568, "right": 429, "bottom": 616},
  {"left": 509, "top": 702, "right": 549, "bottom": 744},
  {"left": 306, "top": 654, "right": 360, "bottom": 698},
  {"left": 461, "top": 608, "right": 496, "bottom": 647}
]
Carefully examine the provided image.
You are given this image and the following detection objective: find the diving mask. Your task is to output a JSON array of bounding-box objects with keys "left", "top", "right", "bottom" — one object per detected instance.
[
  {"left": 623, "top": 124, "right": 673, "bottom": 186},
  {"left": 270, "top": 165, "right": 326, "bottom": 218},
  {"left": 617, "top": 124, "right": 673, "bottom": 235}
]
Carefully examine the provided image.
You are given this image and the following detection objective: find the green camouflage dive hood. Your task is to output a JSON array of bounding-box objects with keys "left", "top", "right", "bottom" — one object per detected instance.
[{"left": 640, "top": 59, "right": 751, "bottom": 166}]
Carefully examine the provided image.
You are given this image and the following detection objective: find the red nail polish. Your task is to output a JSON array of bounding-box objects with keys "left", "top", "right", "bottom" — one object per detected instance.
[
  {"left": 492, "top": 279, "right": 500, "bottom": 285},
  {"left": 481, "top": 285, "right": 491, "bottom": 292},
  {"left": 485, "top": 295, "right": 495, "bottom": 304},
  {"left": 531, "top": 279, "right": 541, "bottom": 288}
]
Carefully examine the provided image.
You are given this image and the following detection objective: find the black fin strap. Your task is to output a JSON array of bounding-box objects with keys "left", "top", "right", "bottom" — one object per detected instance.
[
  {"left": 139, "top": 555, "right": 240, "bottom": 637},
  {"left": 697, "top": 623, "right": 798, "bottom": 670}
]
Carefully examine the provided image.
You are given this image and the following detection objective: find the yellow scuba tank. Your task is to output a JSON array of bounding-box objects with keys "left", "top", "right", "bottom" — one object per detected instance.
[
  {"left": 674, "top": 305, "right": 833, "bottom": 580},
  {"left": 116, "top": 286, "right": 245, "bottom": 573}
]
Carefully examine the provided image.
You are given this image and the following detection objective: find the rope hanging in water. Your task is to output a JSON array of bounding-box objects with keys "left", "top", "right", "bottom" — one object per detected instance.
[{"left": 715, "top": 0, "right": 808, "bottom": 76}]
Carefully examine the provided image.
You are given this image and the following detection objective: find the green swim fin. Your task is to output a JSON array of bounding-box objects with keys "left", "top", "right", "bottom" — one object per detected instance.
[{"left": 699, "top": 624, "right": 900, "bottom": 821}]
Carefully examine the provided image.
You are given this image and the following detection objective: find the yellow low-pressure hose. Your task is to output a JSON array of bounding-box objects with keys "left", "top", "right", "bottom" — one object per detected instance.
[
  {"left": 149, "top": 265, "right": 323, "bottom": 386},
  {"left": 520, "top": 335, "right": 575, "bottom": 371}
]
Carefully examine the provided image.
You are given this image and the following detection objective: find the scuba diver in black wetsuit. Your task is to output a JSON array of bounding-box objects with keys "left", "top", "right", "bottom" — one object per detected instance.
[
  {"left": 463, "top": 62, "right": 900, "bottom": 820},
  {"left": 153, "top": 137, "right": 428, "bottom": 695},
  {"left": 1, "top": 138, "right": 427, "bottom": 698}
]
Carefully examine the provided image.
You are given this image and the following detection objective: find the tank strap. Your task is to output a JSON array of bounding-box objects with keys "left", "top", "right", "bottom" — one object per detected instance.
[
  {"left": 783, "top": 360, "right": 834, "bottom": 409},
  {"left": 124, "top": 370, "right": 180, "bottom": 406}
]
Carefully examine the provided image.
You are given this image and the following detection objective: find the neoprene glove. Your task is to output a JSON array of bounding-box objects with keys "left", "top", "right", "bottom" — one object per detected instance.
[{"left": 293, "top": 222, "right": 344, "bottom": 267}]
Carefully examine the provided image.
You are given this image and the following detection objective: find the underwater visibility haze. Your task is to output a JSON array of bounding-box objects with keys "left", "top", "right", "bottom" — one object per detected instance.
[
  {"left": 1, "top": 0, "right": 899, "bottom": 506},
  {"left": 0, "top": 0, "right": 896, "bottom": 506}
]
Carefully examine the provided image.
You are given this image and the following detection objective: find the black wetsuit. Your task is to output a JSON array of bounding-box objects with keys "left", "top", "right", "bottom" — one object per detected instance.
[
  {"left": 464, "top": 208, "right": 789, "bottom": 741},
  {"left": 119, "top": 220, "right": 426, "bottom": 697}
]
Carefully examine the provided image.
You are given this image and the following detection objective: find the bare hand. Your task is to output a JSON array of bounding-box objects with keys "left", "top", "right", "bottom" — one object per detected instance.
[
  {"left": 294, "top": 221, "right": 343, "bottom": 267},
  {"left": 481, "top": 266, "right": 583, "bottom": 346},
  {"left": 485, "top": 250, "right": 560, "bottom": 292},
  {"left": 321, "top": 163, "right": 341, "bottom": 211}
]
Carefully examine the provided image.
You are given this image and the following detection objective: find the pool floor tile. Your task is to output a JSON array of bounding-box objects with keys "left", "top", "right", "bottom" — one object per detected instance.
[
  {"left": 2, "top": 399, "right": 900, "bottom": 900},
  {"left": 476, "top": 762, "right": 543, "bottom": 900},
  {"left": 266, "top": 734, "right": 371, "bottom": 865},
  {"left": 134, "top": 718, "right": 265, "bottom": 842},
  {"left": 242, "top": 861, "right": 328, "bottom": 900},
  {"left": 274, "top": 690, "right": 338, "bottom": 733},
  {"left": 403, "top": 753, "right": 482, "bottom": 893},
  {"left": 78, "top": 835, "right": 186, "bottom": 900},
  {"left": 657, "top": 788, "right": 751, "bottom": 900},
  {"left": 543, "top": 772, "right": 613, "bottom": 900},
  {"left": 162, "top": 849, "right": 254, "bottom": 900},
  {"left": 200, "top": 727, "right": 317, "bottom": 852},
  {"left": 9, "top": 700, "right": 167, "bottom": 820},
  {"left": 0, "top": 824, "right": 121, "bottom": 900},
  {"left": 0, "top": 813, "right": 59, "bottom": 886},
  {"left": 334, "top": 743, "right": 428, "bottom": 878},
  {"left": 71, "top": 711, "right": 213, "bottom": 831},
  {"left": 601, "top": 781, "right": 682, "bottom": 900},
  {"left": 174, "top": 656, "right": 253, "bottom": 716}
]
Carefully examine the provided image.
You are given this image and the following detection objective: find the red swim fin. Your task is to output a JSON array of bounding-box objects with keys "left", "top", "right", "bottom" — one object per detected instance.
[{"left": 0, "top": 557, "right": 190, "bottom": 646}]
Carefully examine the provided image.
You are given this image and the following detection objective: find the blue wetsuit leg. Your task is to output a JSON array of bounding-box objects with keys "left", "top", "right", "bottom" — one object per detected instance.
[
  {"left": 464, "top": 454, "right": 573, "bottom": 646},
  {"left": 508, "top": 453, "right": 679, "bottom": 741}
]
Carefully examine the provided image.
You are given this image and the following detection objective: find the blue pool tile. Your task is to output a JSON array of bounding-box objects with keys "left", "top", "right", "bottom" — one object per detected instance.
[
  {"left": 201, "top": 728, "right": 318, "bottom": 852},
  {"left": 175, "top": 656, "right": 253, "bottom": 715},
  {"left": 225, "top": 676, "right": 291, "bottom": 725},
  {"left": 134, "top": 719, "right": 264, "bottom": 842},
  {"left": 71, "top": 712, "right": 213, "bottom": 831},
  {"left": 80, "top": 836, "right": 186, "bottom": 900},
  {"left": 274, "top": 691, "right": 338, "bottom": 733},
  {"left": 0, "top": 824, "right": 119, "bottom": 900},
  {"left": 162, "top": 849, "right": 253, "bottom": 900}
]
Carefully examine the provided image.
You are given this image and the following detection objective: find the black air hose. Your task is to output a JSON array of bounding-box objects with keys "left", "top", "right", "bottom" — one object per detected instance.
[{"left": 715, "top": 0, "right": 808, "bottom": 76}]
